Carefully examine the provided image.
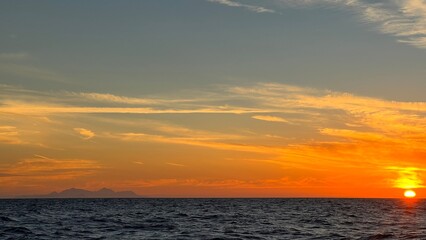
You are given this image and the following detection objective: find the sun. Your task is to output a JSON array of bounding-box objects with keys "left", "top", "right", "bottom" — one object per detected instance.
[{"left": 404, "top": 189, "right": 416, "bottom": 198}]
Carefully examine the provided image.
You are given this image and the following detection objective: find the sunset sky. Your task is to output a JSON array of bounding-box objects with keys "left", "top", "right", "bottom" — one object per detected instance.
[{"left": 1, "top": 0, "right": 426, "bottom": 198}]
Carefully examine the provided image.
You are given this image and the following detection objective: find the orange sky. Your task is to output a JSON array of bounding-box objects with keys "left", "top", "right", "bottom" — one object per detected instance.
[{"left": 1, "top": 83, "right": 425, "bottom": 198}]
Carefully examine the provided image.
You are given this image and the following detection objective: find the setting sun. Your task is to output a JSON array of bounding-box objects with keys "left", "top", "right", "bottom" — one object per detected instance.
[{"left": 404, "top": 190, "right": 416, "bottom": 198}]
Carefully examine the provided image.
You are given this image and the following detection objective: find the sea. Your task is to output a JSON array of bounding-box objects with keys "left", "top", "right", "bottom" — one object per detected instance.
[{"left": 0, "top": 198, "right": 425, "bottom": 239}]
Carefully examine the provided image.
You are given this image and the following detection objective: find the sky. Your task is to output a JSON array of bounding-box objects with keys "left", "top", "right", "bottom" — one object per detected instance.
[{"left": 1, "top": 0, "right": 426, "bottom": 198}]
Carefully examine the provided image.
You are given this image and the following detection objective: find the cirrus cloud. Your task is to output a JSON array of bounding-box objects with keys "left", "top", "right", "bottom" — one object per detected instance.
[
  {"left": 74, "top": 128, "right": 95, "bottom": 140},
  {"left": 207, "top": 0, "right": 275, "bottom": 13},
  {"left": 252, "top": 115, "right": 290, "bottom": 123},
  {"left": 207, "top": 0, "right": 426, "bottom": 49}
]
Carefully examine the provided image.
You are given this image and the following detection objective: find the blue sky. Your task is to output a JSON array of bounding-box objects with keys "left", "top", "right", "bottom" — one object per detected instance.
[{"left": 1, "top": 0, "right": 425, "bottom": 99}]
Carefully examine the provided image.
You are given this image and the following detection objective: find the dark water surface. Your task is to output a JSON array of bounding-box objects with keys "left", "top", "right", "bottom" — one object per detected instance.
[{"left": 1, "top": 198, "right": 425, "bottom": 239}]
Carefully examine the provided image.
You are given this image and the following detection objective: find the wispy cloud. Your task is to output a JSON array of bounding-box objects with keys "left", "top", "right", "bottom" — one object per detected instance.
[
  {"left": 281, "top": 0, "right": 426, "bottom": 48},
  {"left": 0, "top": 156, "right": 101, "bottom": 184},
  {"left": 74, "top": 128, "right": 95, "bottom": 140},
  {"left": 0, "top": 102, "right": 269, "bottom": 115},
  {"left": 348, "top": 0, "right": 426, "bottom": 48},
  {"left": 166, "top": 162, "right": 185, "bottom": 167},
  {"left": 33, "top": 154, "right": 52, "bottom": 160},
  {"left": 1, "top": 83, "right": 426, "bottom": 192},
  {"left": 252, "top": 115, "right": 290, "bottom": 123},
  {"left": 125, "top": 177, "right": 322, "bottom": 188},
  {"left": 74, "top": 92, "right": 197, "bottom": 105},
  {"left": 78, "top": 92, "right": 154, "bottom": 104},
  {"left": 207, "top": 0, "right": 275, "bottom": 13},
  {"left": 0, "top": 126, "right": 23, "bottom": 145},
  {"left": 209, "top": 0, "right": 426, "bottom": 49},
  {"left": 113, "top": 132, "right": 272, "bottom": 154},
  {"left": 153, "top": 124, "right": 243, "bottom": 140},
  {"left": 386, "top": 166, "right": 426, "bottom": 189}
]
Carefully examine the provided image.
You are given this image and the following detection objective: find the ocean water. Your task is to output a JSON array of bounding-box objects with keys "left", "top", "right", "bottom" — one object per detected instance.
[{"left": 0, "top": 198, "right": 425, "bottom": 239}]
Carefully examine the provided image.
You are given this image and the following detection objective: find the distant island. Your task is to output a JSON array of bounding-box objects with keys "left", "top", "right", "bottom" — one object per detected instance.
[{"left": 20, "top": 188, "right": 141, "bottom": 199}]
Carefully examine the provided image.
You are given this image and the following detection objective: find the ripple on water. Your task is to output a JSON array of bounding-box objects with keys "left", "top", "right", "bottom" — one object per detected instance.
[{"left": 0, "top": 199, "right": 425, "bottom": 239}]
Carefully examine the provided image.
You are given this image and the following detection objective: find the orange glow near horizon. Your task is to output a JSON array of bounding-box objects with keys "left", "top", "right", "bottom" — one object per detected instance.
[{"left": 1, "top": 83, "right": 425, "bottom": 198}]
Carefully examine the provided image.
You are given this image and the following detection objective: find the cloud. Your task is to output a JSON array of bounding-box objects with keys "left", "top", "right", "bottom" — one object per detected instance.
[
  {"left": 386, "top": 166, "right": 425, "bottom": 189},
  {"left": 33, "top": 154, "right": 52, "bottom": 160},
  {"left": 113, "top": 132, "right": 273, "bottom": 154},
  {"left": 0, "top": 156, "right": 101, "bottom": 184},
  {"left": 74, "top": 128, "right": 95, "bottom": 140},
  {"left": 207, "top": 0, "right": 275, "bottom": 13},
  {"left": 103, "top": 120, "right": 266, "bottom": 153},
  {"left": 231, "top": 83, "right": 426, "bottom": 148},
  {"left": 73, "top": 92, "right": 212, "bottom": 109},
  {"left": 229, "top": 83, "right": 426, "bottom": 180},
  {"left": 78, "top": 92, "right": 153, "bottom": 104},
  {"left": 166, "top": 162, "right": 185, "bottom": 167},
  {"left": 281, "top": 0, "right": 426, "bottom": 48},
  {"left": 252, "top": 115, "right": 290, "bottom": 123},
  {"left": 0, "top": 102, "right": 270, "bottom": 115},
  {"left": 209, "top": 0, "right": 426, "bottom": 49},
  {"left": 0, "top": 126, "right": 23, "bottom": 144},
  {"left": 230, "top": 83, "right": 426, "bottom": 113},
  {"left": 2, "top": 82, "right": 426, "bottom": 192},
  {"left": 74, "top": 92, "right": 195, "bottom": 105},
  {"left": 153, "top": 124, "right": 243, "bottom": 140},
  {"left": 350, "top": 0, "right": 426, "bottom": 48},
  {"left": 118, "top": 177, "right": 326, "bottom": 189}
]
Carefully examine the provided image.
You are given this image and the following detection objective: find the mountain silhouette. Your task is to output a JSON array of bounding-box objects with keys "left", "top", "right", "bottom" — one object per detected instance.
[{"left": 24, "top": 188, "right": 141, "bottom": 198}]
